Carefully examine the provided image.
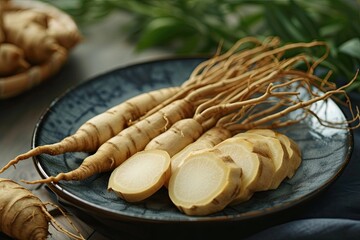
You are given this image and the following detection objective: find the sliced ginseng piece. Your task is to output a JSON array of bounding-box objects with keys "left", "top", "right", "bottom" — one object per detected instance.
[
  {"left": 168, "top": 149, "right": 241, "bottom": 216},
  {"left": 108, "top": 149, "right": 171, "bottom": 202}
]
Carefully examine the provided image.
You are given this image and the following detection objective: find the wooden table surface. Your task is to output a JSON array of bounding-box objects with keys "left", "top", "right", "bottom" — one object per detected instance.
[{"left": 0, "top": 12, "right": 170, "bottom": 240}]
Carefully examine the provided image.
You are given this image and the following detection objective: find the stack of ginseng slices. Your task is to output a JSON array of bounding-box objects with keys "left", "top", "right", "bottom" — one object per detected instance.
[
  {"left": 1, "top": 36, "right": 359, "bottom": 216},
  {"left": 0, "top": 0, "right": 81, "bottom": 99}
]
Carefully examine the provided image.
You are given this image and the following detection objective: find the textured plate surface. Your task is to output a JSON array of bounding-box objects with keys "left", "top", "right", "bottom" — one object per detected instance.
[{"left": 33, "top": 57, "right": 353, "bottom": 223}]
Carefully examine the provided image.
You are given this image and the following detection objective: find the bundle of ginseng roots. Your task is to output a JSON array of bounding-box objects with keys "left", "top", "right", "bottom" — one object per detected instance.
[
  {"left": 1, "top": 37, "right": 359, "bottom": 217},
  {"left": 0, "top": 0, "right": 81, "bottom": 99}
]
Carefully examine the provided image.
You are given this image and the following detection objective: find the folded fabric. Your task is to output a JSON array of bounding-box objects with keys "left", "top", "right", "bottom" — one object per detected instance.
[{"left": 245, "top": 218, "right": 360, "bottom": 240}]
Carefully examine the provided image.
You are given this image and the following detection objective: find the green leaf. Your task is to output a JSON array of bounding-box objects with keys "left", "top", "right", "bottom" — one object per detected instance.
[
  {"left": 289, "top": 0, "right": 318, "bottom": 40},
  {"left": 263, "top": 2, "right": 306, "bottom": 42},
  {"left": 135, "top": 17, "right": 195, "bottom": 51},
  {"left": 319, "top": 23, "right": 343, "bottom": 38},
  {"left": 339, "top": 38, "right": 360, "bottom": 60}
]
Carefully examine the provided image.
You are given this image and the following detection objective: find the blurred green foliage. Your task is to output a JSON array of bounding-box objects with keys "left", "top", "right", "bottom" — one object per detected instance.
[{"left": 42, "top": 0, "right": 360, "bottom": 92}]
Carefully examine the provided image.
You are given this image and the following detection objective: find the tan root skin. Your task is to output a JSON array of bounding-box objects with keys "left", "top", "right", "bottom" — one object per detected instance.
[
  {"left": 234, "top": 132, "right": 290, "bottom": 189},
  {"left": 214, "top": 137, "right": 275, "bottom": 204},
  {"left": 0, "top": 87, "right": 179, "bottom": 175},
  {"left": 0, "top": 43, "right": 30, "bottom": 76},
  {"left": 4, "top": 17, "right": 65, "bottom": 64},
  {"left": 145, "top": 118, "right": 204, "bottom": 157},
  {"left": 0, "top": 178, "right": 85, "bottom": 240},
  {"left": 0, "top": 178, "right": 49, "bottom": 240},
  {"left": 108, "top": 149, "right": 171, "bottom": 202},
  {"left": 14, "top": 98, "right": 194, "bottom": 184},
  {"left": 168, "top": 149, "right": 241, "bottom": 216}
]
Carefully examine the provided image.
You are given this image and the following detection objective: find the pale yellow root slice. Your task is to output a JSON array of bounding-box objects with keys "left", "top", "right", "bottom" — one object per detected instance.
[
  {"left": 234, "top": 132, "right": 289, "bottom": 189},
  {"left": 169, "top": 127, "right": 232, "bottom": 177},
  {"left": 246, "top": 129, "right": 302, "bottom": 178},
  {"left": 214, "top": 137, "right": 275, "bottom": 204},
  {"left": 108, "top": 149, "right": 171, "bottom": 202},
  {"left": 171, "top": 141, "right": 213, "bottom": 174},
  {"left": 168, "top": 149, "right": 241, "bottom": 216}
]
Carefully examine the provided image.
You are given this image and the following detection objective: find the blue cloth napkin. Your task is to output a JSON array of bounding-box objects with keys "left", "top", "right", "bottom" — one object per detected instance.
[{"left": 246, "top": 218, "right": 360, "bottom": 240}]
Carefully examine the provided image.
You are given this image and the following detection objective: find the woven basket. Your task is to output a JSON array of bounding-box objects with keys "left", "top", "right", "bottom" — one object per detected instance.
[{"left": 0, "top": 0, "right": 81, "bottom": 99}]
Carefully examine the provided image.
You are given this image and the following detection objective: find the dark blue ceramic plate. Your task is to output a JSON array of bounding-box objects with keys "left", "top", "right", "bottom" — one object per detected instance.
[{"left": 32, "top": 57, "right": 353, "bottom": 224}]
